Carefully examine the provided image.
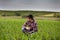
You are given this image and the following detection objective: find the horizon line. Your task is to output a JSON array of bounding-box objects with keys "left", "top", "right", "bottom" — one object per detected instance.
[{"left": 0, "top": 9, "right": 60, "bottom": 12}]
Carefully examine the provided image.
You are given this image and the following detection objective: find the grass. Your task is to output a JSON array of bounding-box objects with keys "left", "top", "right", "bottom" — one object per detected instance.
[{"left": 0, "top": 18, "right": 60, "bottom": 40}]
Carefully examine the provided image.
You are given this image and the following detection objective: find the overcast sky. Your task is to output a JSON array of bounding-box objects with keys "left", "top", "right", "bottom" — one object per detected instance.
[{"left": 0, "top": 0, "right": 60, "bottom": 12}]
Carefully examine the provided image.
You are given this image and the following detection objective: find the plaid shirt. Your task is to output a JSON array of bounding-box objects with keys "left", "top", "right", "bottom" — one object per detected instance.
[{"left": 24, "top": 21, "right": 38, "bottom": 32}]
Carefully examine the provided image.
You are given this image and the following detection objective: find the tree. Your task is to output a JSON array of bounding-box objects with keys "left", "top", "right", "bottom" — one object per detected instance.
[{"left": 15, "top": 12, "right": 21, "bottom": 16}]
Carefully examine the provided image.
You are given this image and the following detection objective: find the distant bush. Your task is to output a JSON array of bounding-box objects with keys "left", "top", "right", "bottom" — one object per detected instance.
[
  {"left": 54, "top": 13, "right": 60, "bottom": 18},
  {"left": 15, "top": 12, "right": 21, "bottom": 16},
  {"left": 2, "top": 13, "right": 9, "bottom": 16}
]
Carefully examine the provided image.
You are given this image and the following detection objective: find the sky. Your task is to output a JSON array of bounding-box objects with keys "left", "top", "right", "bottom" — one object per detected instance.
[{"left": 0, "top": 0, "right": 60, "bottom": 12}]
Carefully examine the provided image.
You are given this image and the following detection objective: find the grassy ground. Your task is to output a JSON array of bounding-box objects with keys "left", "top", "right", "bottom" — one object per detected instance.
[{"left": 0, "top": 18, "right": 60, "bottom": 40}]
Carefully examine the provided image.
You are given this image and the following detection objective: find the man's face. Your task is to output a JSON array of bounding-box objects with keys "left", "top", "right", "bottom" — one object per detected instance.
[{"left": 27, "top": 17, "right": 32, "bottom": 21}]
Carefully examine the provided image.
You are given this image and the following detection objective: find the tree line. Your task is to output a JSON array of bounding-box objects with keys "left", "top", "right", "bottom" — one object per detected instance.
[{"left": 0, "top": 11, "right": 60, "bottom": 18}]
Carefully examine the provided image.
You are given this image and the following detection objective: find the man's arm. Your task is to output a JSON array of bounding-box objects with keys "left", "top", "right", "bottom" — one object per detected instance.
[
  {"left": 33, "top": 23, "right": 38, "bottom": 32},
  {"left": 23, "top": 22, "right": 27, "bottom": 26},
  {"left": 22, "top": 22, "right": 27, "bottom": 30}
]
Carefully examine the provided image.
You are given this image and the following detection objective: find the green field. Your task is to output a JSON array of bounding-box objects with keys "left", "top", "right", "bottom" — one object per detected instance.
[{"left": 0, "top": 18, "right": 60, "bottom": 40}]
